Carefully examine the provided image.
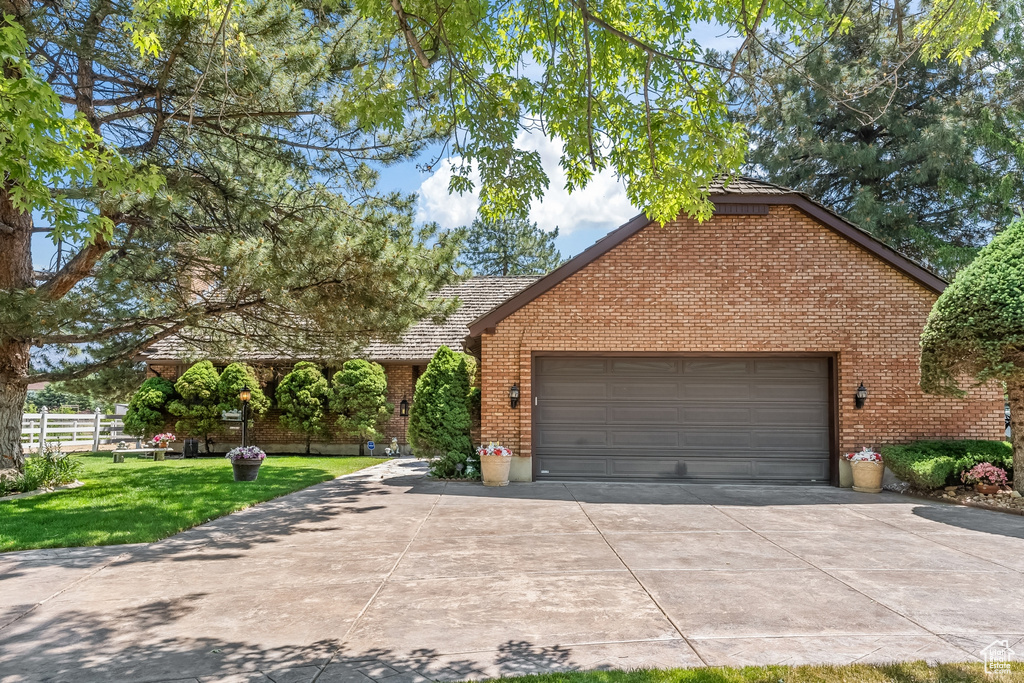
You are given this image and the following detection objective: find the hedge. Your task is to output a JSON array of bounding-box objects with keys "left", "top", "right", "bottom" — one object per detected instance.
[{"left": 881, "top": 440, "right": 1013, "bottom": 489}]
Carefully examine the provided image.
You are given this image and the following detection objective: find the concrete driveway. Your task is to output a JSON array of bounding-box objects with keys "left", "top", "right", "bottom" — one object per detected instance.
[{"left": 2, "top": 459, "right": 1023, "bottom": 683}]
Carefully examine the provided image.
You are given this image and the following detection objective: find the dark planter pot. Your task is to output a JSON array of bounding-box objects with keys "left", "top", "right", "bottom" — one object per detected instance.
[{"left": 231, "top": 459, "right": 262, "bottom": 482}]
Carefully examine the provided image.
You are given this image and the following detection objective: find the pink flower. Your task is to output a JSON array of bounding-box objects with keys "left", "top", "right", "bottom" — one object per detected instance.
[{"left": 961, "top": 463, "right": 1008, "bottom": 486}]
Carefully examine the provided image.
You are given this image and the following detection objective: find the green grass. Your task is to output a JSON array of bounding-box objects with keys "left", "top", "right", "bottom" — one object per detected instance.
[
  {"left": 0, "top": 453, "right": 382, "bottom": 552},
  {"left": 490, "top": 662, "right": 1023, "bottom": 683}
]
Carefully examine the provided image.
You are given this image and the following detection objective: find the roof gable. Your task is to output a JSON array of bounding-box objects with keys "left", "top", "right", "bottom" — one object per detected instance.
[{"left": 467, "top": 181, "right": 946, "bottom": 337}]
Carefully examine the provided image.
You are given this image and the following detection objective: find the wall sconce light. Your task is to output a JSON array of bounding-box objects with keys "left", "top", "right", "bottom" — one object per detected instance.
[
  {"left": 855, "top": 382, "right": 868, "bottom": 409},
  {"left": 509, "top": 383, "right": 520, "bottom": 409},
  {"left": 399, "top": 397, "right": 409, "bottom": 417}
]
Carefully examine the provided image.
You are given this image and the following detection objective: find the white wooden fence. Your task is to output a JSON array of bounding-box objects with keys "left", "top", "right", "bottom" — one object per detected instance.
[{"left": 21, "top": 408, "right": 128, "bottom": 452}]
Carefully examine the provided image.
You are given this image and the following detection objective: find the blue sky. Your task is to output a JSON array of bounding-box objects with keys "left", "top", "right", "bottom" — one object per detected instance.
[{"left": 32, "top": 22, "right": 743, "bottom": 269}]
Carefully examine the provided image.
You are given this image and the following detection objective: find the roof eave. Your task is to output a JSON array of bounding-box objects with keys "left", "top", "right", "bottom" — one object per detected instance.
[{"left": 467, "top": 192, "right": 946, "bottom": 338}]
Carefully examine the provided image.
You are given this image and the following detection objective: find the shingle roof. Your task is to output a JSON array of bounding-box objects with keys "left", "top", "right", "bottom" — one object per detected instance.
[
  {"left": 143, "top": 276, "right": 538, "bottom": 364},
  {"left": 707, "top": 176, "right": 791, "bottom": 195}
]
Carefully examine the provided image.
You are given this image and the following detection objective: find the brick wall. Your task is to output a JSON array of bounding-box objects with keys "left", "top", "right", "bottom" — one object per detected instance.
[
  {"left": 479, "top": 205, "right": 1005, "bottom": 466},
  {"left": 147, "top": 361, "right": 415, "bottom": 454}
]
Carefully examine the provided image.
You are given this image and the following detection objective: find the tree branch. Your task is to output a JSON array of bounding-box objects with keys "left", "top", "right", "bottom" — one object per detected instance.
[
  {"left": 390, "top": 0, "right": 433, "bottom": 68},
  {"left": 35, "top": 235, "right": 110, "bottom": 301}
]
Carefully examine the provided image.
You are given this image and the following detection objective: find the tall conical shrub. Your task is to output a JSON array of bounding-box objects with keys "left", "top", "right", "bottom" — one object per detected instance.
[{"left": 408, "top": 345, "right": 472, "bottom": 458}]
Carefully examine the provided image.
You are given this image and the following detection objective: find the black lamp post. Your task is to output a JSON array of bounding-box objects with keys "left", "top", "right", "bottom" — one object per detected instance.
[
  {"left": 854, "top": 382, "right": 868, "bottom": 409},
  {"left": 509, "top": 383, "right": 520, "bottom": 409},
  {"left": 239, "top": 385, "right": 251, "bottom": 446}
]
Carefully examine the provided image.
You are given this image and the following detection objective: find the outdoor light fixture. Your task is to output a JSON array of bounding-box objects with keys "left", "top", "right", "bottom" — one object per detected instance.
[
  {"left": 855, "top": 382, "right": 868, "bottom": 409},
  {"left": 399, "top": 397, "right": 409, "bottom": 417},
  {"left": 509, "top": 383, "right": 520, "bottom": 409},
  {"left": 239, "top": 386, "right": 252, "bottom": 447}
]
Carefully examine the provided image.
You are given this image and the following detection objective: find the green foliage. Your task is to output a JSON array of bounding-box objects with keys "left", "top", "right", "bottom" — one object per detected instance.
[
  {"left": 59, "top": 364, "right": 146, "bottom": 406},
  {"left": 463, "top": 217, "right": 562, "bottom": 276},
  {"left": 1, "top": 443, "right": 83, "bottom": 496},
  {"left": 123, "top": 377, "right": 176, "bottom": 438},
  {"left": 352, "top": 0, "right": 994, "bottom": 224},
  {"left": 881, "top": 441, "right": 1013, "bottom": 489},
  {"left": 921, "top": 219, "right": 1024, "bottom": 395},
  {"left": 27, "top": 384, "right": 98, "bottom": 412},
  {"left": 167, "top": 361, "right": 222, "bottom": 450},
  {"left": 276, "top": 362, "right": 330, "bottom": 453},
  {"left": 216, "top": 363, "right": 269, "bottom": 422},
  {"left": 427, "top": 450, "right": 481, "bottom": 480},
  {"left": 330, "top": 360, "right": 393, "bottom": 446},
  {"left": 734, "top": 2, "right": 1022, "bottom": 276},
  {"left": 408, "top": 346, "right": 473, "bottom": 459}
]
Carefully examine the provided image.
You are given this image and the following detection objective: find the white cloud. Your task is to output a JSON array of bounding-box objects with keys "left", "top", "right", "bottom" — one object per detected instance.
[{"left": 415, "top": 130, "right": 637, "bottom": 237}]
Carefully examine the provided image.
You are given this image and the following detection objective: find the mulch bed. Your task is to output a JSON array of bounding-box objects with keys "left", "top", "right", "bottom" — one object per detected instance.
[{"left": 888, "top": 482, "right": 1024, "bottom": 516}]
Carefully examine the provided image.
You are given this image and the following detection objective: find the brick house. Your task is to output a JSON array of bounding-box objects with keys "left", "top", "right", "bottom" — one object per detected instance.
[
  {"left": 466, "top": 178, "right": 1004, "bottom": 484},
  {"left": 142, "top": 276, "right": 537, "bottom": 454}
]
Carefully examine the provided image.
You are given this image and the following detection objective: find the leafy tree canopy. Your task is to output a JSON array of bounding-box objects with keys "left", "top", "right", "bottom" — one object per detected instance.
[
  {"left": 331, "top": 360, "right": 393, "bottom": 449},
  {"left": 354, "top": 0, "right": 995, "bottom": 223},
  {"left": 216, "top": 363, "right": 269, "bottom": 418},
  {"left": 463, "top": 217, "right": 562, "bottom": 276},
  {"left": 408, "top": 346, "right": 473, "bottom": 458},
  {"left": 276, "top": 362, "right": 330, "bottom": 453},
  {"left": 123, "top": 377, "right": 176, "bottom": 437},
  {"left": 920, "top": 218, "right": 1024, "bottom": 491},
  {"left": 733, "top": 0, "right": 1024, "bottom": 276},
  {"left": 167, "top": 361, "right": 222, "bottom": 449}
]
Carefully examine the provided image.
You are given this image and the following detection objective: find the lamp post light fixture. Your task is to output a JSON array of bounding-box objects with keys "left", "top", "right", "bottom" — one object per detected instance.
[
  {"left": 854, "top": 382, "right": 868, "bottom": 409},
  {"left": 239, "top": 385, "right": 251, "bottom": 447},
  {"left": 399, "top": 397, "right": 409, "bottom": 417},
  {"left": 509, "top": 383, "right": 520, "bottom": 409}
]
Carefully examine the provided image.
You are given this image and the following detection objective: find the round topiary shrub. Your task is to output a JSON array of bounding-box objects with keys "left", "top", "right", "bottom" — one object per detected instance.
[{"left": 123, "top": 377, "right": 176, "bottom": 437}]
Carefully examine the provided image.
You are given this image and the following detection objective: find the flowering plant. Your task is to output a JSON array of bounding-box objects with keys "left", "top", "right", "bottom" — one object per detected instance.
[
  {"left": 151, "top": 433, "right": 175, "bottom": 445},
  {"left": 225, "top": 446, "right": 266, "bottom": 461},
  {"left": 961, "top": 462, "right": 1008, "bottom": 486},
  {"left": 477, "top": 442, "right": 513, "bottom": 458},
  {"left": 844, "top": 447, "right": 882, "bottom": 463}
]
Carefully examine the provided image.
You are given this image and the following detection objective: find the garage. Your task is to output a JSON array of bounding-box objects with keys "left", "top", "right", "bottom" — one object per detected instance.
[{"left": 533, "top": 356, "right": 832, "bottom": 483}]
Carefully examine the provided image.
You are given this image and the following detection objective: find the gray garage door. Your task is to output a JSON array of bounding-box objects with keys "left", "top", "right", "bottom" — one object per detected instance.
[{"left": 534, "top": 357, "right": 831, "bottom": 483}]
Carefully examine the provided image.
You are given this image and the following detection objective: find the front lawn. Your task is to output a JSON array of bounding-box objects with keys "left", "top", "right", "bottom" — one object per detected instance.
[
  {"left": 0, "top": 454, "right": 382, "bottom": 552},
  {"left": 495, "top": 662, "right": 1021, "bottom": 683}
]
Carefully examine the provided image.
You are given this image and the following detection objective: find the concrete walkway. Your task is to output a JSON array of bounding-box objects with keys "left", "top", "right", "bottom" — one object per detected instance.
[{"left": 1, "top": 459, "right": 1023, "bottom": 683}]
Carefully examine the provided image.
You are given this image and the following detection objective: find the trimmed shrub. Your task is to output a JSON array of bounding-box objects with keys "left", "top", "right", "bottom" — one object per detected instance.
[
  {"left": 428, "top": 450, "right": 481, "bottom": 479},
  {"left": 408, "top": 345, "right": 473, "bottom": 459},
  {"left": 276, "top": 361, "right": 330, "bottom": 454},
  {"left": 217, "top": 363, "right": 270, "bottom": 419},
  {"left": 330, "top": 359, "right": 393, "bottom": 455},
  {"left": 123, "top": 377, "right": 175, "bottom": 437},
  {"left": 881, "top": 440, "right": 1013, "bottom": 489},
  {"left": 167, "top": 361, "right": 223, "bottom": 452}
]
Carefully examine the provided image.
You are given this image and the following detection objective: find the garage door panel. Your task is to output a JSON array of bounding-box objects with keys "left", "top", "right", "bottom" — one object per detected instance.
[
  {"left": 684, "top": 360, "right": 751, "bottom": 375},
  {"left": 534, "top": 356, "right": 831, "bottom": 483},
  {"left": 682, "top": 383, "right": 751, "bottom": 400},
  {"left": 535, "top": 404, "right": 607, "bottom": 424},
  {"left": 610, "top": 359, "right": 680, "bottom": 375},
  {"left": 609, "top": 430, "right": 679, "bottom": 447},
  {"left": 682, "top": 430, "right": 752, "bottom": 448},
  {"left": 610, "top": 382, "right": 679, "bottom": 399},
  {"left": 537, "top": 428, "right": 608, "bottom": 447},
  {"left": 609, "top": 406, "right": 680, "bottom": 423},
  {"left": 753, "top": 429, "right": 829, "bottom": 450}
]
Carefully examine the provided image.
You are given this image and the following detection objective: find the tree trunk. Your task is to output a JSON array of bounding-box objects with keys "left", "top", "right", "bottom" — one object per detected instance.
[
  {"left": 0, "top": 185, "right": 34, "bottom": 473},
  {"left": 1008, "top": 380, "right": 1024, "bottom": 494}
]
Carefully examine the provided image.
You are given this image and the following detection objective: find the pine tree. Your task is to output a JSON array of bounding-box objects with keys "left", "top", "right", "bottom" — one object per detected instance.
[
  {"left": 463, "top": 217, "right": 562, "bottom": 276},
  {"left": 732, "top": 3, "right": 1023, "bottom": 277},
  {"left": 331, "top": 360, "right": 393, "bottom": 455},
  {"left": 123, "top": 378, "right": 175, "bottom": 438},
  {"left": 408, "top": 346, "right": 473, "bottom": 458},
  {"left": 276, "top": 362, "right": 330, "bottom": 454},
  {"left": 167, "top": 362, "right": 222, "bottom": 452}
]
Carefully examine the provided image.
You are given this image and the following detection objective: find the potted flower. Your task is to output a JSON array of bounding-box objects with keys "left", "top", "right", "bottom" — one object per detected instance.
[
  {"left": 226, "top": 446, "right": 267, "bottom": 481},
  {"left": 961, "top": 463, "right": 1008, "bottom": 495},
  {"left": 846, "top": 447, "right": 884, "bottom": 493},
  {"left": 150, "top": 432, "right": 175, "bottom": 460},
  {"left": 477, "top": 442, "right": 512, "bottom": 487}
]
